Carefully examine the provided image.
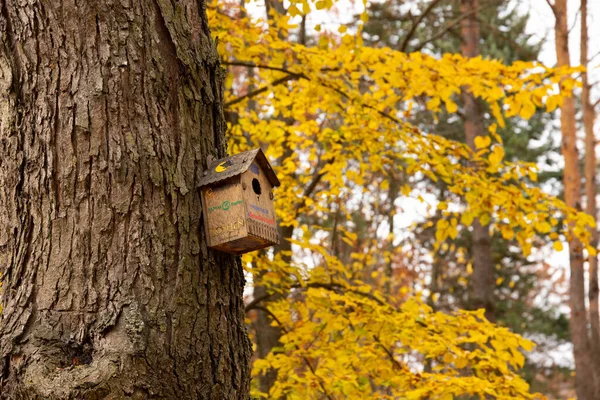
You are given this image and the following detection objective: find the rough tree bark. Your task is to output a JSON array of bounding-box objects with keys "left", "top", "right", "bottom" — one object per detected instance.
[
  {"left": 0, "top": 1, "right": 251, "bottom": 398},
  {"left": 552, "top": 0, "right": 596, "bottom": 398},
  {"left": 581, "top": 0, "right": 600, "bottom": 393},
  {"left": 460, "top": 0, "right": 495, "bottom": 322}
]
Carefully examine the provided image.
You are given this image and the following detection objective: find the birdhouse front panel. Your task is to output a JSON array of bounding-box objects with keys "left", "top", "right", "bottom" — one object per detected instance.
[
  {"left": 241, "top": 163, "right": 279, "bottom": 245},
  {"left": 202, "top": 179, "right": 248, "bottom": 248}
]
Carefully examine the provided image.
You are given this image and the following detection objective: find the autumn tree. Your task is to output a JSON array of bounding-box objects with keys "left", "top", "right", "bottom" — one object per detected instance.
[
  {"left": 545, "top": 0, "right": 598, "bottom": 397},
  {"left": 212, "top": 0, "right": 594, "bottom": 397},
  {"left": 581, "top": 0, "right": 600, "bottom": 391},
  {"left": 0, "top": 1, "right": 251, "bottom": 398},
  {"left": 361, "top": 0, "right": 567, "bottom": 351}
]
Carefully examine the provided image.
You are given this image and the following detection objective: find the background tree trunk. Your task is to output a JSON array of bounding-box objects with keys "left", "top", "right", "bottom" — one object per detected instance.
[
  {"left": 0, "top": 1, "right": 251, "bottom": 398},
  {"left": 460, "top": 0, "right": 495, "bottom": 322},
  {"left": 553, "top": 0, "right": 596, "bottom": 397},
  {"left": 581, "top": 0, "right": 600, "bottom": 394}
]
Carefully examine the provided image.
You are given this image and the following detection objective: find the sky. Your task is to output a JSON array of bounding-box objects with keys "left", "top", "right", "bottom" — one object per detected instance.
[{"left": 526, "top": 0, "right": 600, "bottom": 66}]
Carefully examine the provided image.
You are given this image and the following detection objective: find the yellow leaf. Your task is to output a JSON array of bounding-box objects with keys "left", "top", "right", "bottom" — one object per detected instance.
[
  {"left": 500, "top": 225, "right": 514, "bottom": 240},
  {"left": 488, "top": 145, "right": 504, "bottom": 166},
  {"left": 443, "top": 352, "right": 453, "bottom": 363},
  {"left": 461, "top": 212, "right": 474, "bottom": 226},
  {"left": 474, "top": 135, "right": 491, "bottom": 149},
  {"left": 427, "top": 97, "right": 441, "bottom": 111},
  {"left": 490, "top": 102, "right": 505, "bottom": 128},
  {"left": 519, "top": 99, "right": 536, "bottom": 120},
  {"left": 528, "top": 169, "right": 538, "bottom": 182},
  {"left": 553, "top": 241, "right": 563, "bottom": 252},
  {"left": 445, "top": 100, "right": 458, "bottom": 113},
  {"left": 479, "top": 213, "right": 491, "bottom": 226},
  {"left": 454, "top": 357, "right": 468, "bottom": 369},
  {"left": 288, "top": 4, "right": 301, "bottom": 16},
  {"left": 535, "top": 221, "right": 551, "bottom": 234},
  {"left": 546, "top": 94, "right": 562, "bottom": 112}
]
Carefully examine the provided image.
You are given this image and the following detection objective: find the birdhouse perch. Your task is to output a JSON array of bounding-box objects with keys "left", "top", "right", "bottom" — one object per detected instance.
[{"left": 198, "top": 148, "right": 281, "bottom": 254}]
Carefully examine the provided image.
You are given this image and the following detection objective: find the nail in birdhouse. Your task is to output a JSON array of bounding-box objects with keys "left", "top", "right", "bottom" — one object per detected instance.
[{"left": 198, "top": 148, "right": 281, "bottom": 254}]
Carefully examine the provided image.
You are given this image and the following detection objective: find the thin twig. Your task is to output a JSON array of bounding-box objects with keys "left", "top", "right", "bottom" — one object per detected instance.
[
  {"left": 373, "top": 335, "right": 405, "bottom": 371},
  {"left": 253, "top": 306, "right": 334, "bottom": 400},
  {"left": 543, "top": 0, "right": 556, "bottom": 16},
  {"left": 411, "top": 0, "right": 503, "bottom": 52},
  {"left": 399, "top": 0, "right": 444, "bottom": 52},
  {"left": 223, "top": 60, "right": 304, "bottom": 76},
  {"left": 246, "top": 281, "right": 388, "bottom": 313},
  {"left": 225, "top": 74, "right": 299, "bottom": 107}
]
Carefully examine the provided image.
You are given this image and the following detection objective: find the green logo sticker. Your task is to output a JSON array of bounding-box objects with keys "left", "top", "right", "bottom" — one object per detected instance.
[{"left": 208, "top": 200, "right": 243, "bottom": 213}]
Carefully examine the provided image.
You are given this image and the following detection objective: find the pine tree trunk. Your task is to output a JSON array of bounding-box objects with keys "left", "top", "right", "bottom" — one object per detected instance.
[
  {"left": 553, "top": 0, "right": 596, "bottom": 397},
  {"left": 581, "top": 0, "right": 600, "bottom": 394},
  {"left": 0, "top": 1, "right": 251, "bottom": 398},
  {"left": 460, "top": 0, "right": 495, "bottom": 322}
]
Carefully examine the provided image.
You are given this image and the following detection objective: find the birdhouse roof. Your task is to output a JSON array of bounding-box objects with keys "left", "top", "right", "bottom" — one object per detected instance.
[{"left": 198, "top": 148, "right": 281, "bottom": 188}]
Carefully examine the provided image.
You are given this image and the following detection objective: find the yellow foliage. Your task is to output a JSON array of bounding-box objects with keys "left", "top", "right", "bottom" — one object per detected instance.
[
  {"left": 208, "top": 1, "right": 586, "bottom": 398},
  {"left": 255, "top": 290, "right": 541, "bottom": 399}
]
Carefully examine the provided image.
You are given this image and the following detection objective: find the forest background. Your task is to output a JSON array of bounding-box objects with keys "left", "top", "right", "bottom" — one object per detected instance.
[
  {"left": 211, "top": 0, "right": 600, "bottom": 398},
  {"left": 1, "top": 0, "right": 596, "bottom": 398}
]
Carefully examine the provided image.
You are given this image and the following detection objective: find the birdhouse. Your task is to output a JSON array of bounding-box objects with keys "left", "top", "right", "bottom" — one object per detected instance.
[{"left": 198, "top": 148, "right": 281, "bottom": 254}]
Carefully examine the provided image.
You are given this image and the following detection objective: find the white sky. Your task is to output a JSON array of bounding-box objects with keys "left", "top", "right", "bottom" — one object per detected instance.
[{"left": 526, "top": 0, "right": 600, "bottom": 65}]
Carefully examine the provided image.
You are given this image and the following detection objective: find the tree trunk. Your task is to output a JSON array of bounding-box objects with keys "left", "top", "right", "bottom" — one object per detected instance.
[
  {"left": 0, "top": 1, "right": 251, "bottom": 398},
  {"left": 581, "top": 0, "right": 600, "bottom": 394},
  {"left": 252, "top": 224, "right": 291, "bottom": 397},
  {"left": 460, "top": 0, "right": 495, "bottom": 322},
  {"left": 553, "top": 0, "right": 596, "bottom": 398}
]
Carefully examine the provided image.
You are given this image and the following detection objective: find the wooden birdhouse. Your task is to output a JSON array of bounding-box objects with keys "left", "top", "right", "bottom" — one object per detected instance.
[{"left": 198, "top": 148, "right": 281, "bottom": 254}]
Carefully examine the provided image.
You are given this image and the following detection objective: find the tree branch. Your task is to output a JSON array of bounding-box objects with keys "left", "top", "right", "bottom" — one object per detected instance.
[
  {"left": 252, "top": 306, "right": 334, "bottom": 400},
  {"left": 478, "top": 19, "right": 537, "bottom": 61},
  {"left": 399, "top": 0, "right": 444, "bottom": 52},
  {"left": 223, "top": 60, "right": 305, "bottom": 75},
  {"left": 225, "top": 61, "right": 406, "bottom": 127},
  {"left": 292, "top": 156, "right": 336, "bottom": 216},
  {"left": 411, "top": 0, "right": 503, "bottom": 52},
  {"left": 246, "top": 281, "right": 388, "bottom": 314},
  {"left": 225, "top": 74, "right": 299, "bottom": 108},
  {"left": 544, "top": 0, "right": 557, "bottom": 16},
  {"left": 373, "top": 335, "right": 405, "bottom": 371}
]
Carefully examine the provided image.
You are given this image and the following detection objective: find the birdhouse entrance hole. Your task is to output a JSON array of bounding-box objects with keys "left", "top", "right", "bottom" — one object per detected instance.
[{"left": 252, "top": 178, "right": 262, "bottom": 195}]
